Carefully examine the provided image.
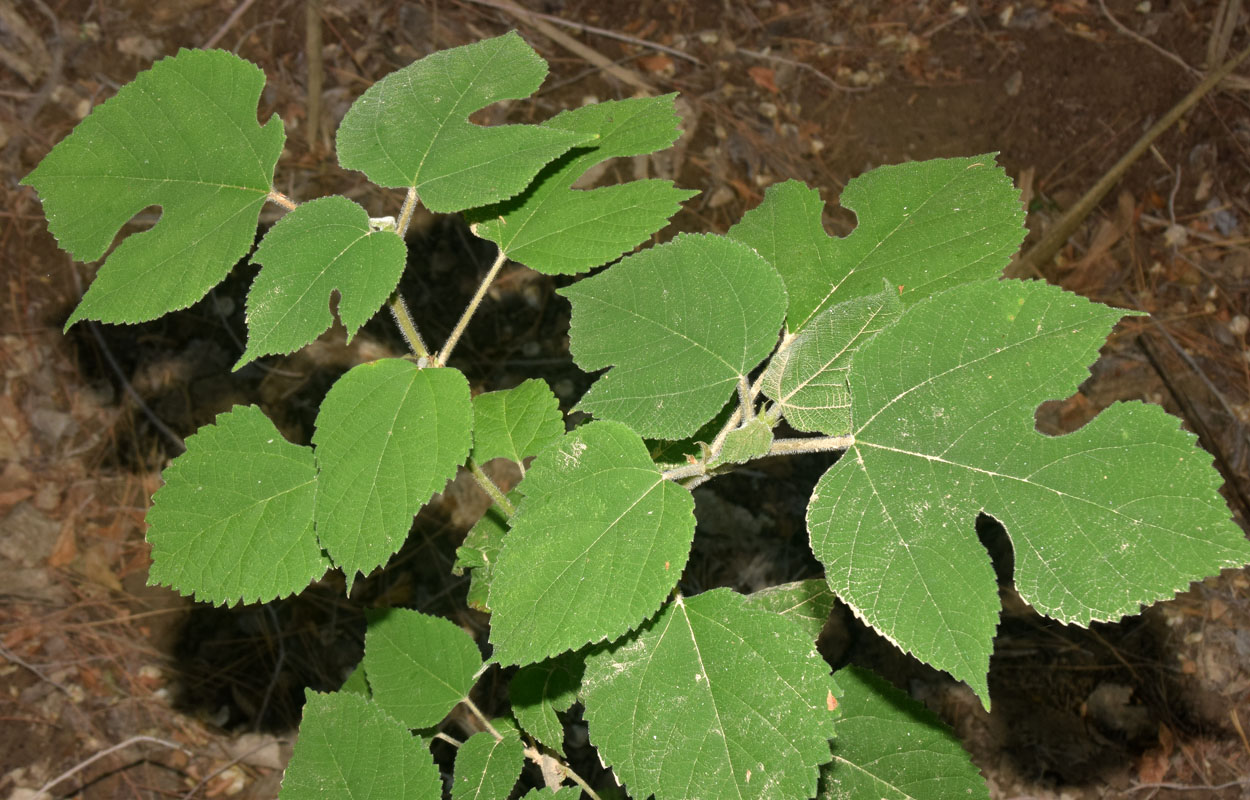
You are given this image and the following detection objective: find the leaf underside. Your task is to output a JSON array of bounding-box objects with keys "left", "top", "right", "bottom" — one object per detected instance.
[{"left": 22, "top": 48, "right": 285, "bottom": 328}]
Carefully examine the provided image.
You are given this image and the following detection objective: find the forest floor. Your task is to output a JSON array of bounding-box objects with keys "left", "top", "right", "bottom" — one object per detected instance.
[{"left": 3, "top": 0, "right": 1250, "bottom": 798}]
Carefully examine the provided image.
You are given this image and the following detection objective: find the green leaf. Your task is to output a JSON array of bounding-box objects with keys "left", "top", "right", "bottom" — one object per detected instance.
[
  {"left": 453, "top": 496, "right": 516, "bottom": 613},
  {"left": 339, "top": 662, "right": 370, "bottom": 697},
  {"left": 335, "top": 31, "right": 591, "bottom": 213},
  {"left": 562, "top": 233, "right": 787, "bottom": 439},
  {"left": 511, "top": 652, "right": 584, "bottom": 756},
  {"left": 314, "top": 360, "right": 472, "bottom": 587},
  {"left": 727, "top": 159, "right": 1024, "bottom": 334},
  {"left": 821, "top": 666, "right": 987, "bottom": 800},
  {"left": 22, "top": 49, "right": 285, "bottom": 329},
  {"left": 452, "top": 730, "right": 524, "bottom": 800},
  {"left": 761, "top": 281, "right": 904, "bottom": 435},
  {"left": 469, "top": 95, "right": 696, "bottom": 274},
  {"left": 708, "top": 416, "right": 773, "bottom": 468},
  {"left": 808, "top": 279, "right": 1250, "bottom": 705},
  {"left": 237, "top": 196, "right": 407, "bottom": 369},
  {"left": 744, "top": 579, "right": 837, "bottom": 641},
  {"left": 280, "top": 690, "right": 441, "bottom": 800},
  {"left": 471, "top": 379, "right": 565, "bottom": 467},
  {"left": 363, "top": 608, "right": 482, "bottom": 730},
  {"left": 146, "top": 405, "right": 327, "bottom": 605},
  {"left": 582, "top": 589, "right": 839, "bottom": 800},
  {"left": 488, "top": 421, "right": 696, "bottom": 665}
]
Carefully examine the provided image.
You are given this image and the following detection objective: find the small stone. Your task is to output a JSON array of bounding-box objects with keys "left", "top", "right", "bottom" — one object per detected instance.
[{"left": 1228, "top": 315, "right": 1249, "bottom": 336}]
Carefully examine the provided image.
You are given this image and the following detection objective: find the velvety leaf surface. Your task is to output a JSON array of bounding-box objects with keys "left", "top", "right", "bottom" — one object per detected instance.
[
  {"left": 761, "top": 282, "right": 903, "bottom": 435},
  {"left": 314, "top": 360, "right": 472, "bottom": 586},
  {"left": 146, "top": 405, "right": 327, "bottom": 605},
  {"left": 469, "top": 95, "right": 696, "bottom": 274},
  {"left": 582, "top": 589, "right": 839, "bottom": 800},
  {"left": 744, "top": 579, "right": 837, "bottom": 642},
  {"left": 280, "top": 690, "right": 441, "bottom": 800},
  {"left": 820, "top": 667, "right": 987, "bottom": 800},
  {"left": 22, "top": 49, "right": 285, "bottom": 328},
  {"left": 239, "top": 195, "right": 407, "bottom": 368},
  {"left": 471, "top": 379, "right": 564, "bottom": 468},
  {"left": 364, "top": 609, "right": 482, "bottom": 730},
  {"left": 488, "top": 421, "right": 696, "bottom": 665},
  {"left": 726, "top": 159, "right": 1024, "bottom": 334},
  {"left": 708, "top": 416, "right": 773, "bottom": 467},
  {"left": 511, "top": 652, "right": 584, "bottom": 756},
  {"left": 335, "top": 31, "right": 590, "bottom": 212},
  {"left": 808, "top": 279, "right": 1250, "bottom": 704},
  {"left": 562, "top": 233, "right": 787, "bottom": 439},
  {"left": 452, "top": 730, "right": 524, "bottom": 800}
]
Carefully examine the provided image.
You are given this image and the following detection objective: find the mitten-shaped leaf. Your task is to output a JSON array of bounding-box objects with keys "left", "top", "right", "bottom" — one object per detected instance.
[
  {"left": 808, "top": 279, "right": 1250, "bottom": 704},
  {"left": 335, "top": 31, "right": 591, "bottom": 213},
  {"left": 745, "top": 579, "right": 837, "bottom": 641},
  {"left": 22, "top": 49, "right": 285, "bottom": 328},
  {"left": 146, "top": 405, "right": 327, "bottom": 605},
  {"left": 511, "top": 653, "right": 584, "bottom": 756},
  {"left": 562, "top": 233, "right": 787, "bottom": 439},
  {"left": 761, "top": 281, "right": 903, "bottom": 435},
  {"left": 471, "top": 379, "right": 564, "bottom": 468},
  {"left": 469, "top": 95, "right": 696, "bottom": 274},
  {"left": 363, "top": 609, "right": 482, "bottom": 730},
  {"left": 821, "top": 667, "right": 987, "bottom": 800},
  {"left": 727, "top": 158, "right": 1024, "bottom": 334},
  {"left": 314, "top": 360, "right": 472, "bottom": 587},
  {"left": 582, "top": 589, "right": 839, "bottom": 800},
  {"left": 488, "top": 421, "right": 696, "bottom": 665},
  {"left": 280, "top": 690, "right": 441, "bottom": 800},
  {"left": 238, "top": 196, "right": 407, "bottom": 369},
  {"left": 452, "top": 730, "right": 524, "bottom": 800}
]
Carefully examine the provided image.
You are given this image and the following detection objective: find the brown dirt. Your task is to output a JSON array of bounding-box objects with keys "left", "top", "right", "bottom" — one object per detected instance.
[{"left": 3, "top": 1, "right": 1250, "bottom": 798}]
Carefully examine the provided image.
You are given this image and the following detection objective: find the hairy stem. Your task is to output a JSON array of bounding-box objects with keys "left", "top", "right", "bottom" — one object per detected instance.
[
  {"left": 736, "top": 375, "right": 755, "bottom": 422},
  {"left": 266, "top": 189, "right": 297, "bottom": 211},
  {"left": 396, "top": 186, "right": 420, "bottom": 238},
  {"left": 768, "top": 435, "right": 854, "bottom": 456},
  {"left": 388, "top": 292, "right": 430, "bottom": 360},
  {"left": 433, "top": 731, "right": 463, "bottom": 748},
  {"left": 438, "top": 247, "right": 508, "bottom": 366},
  {"left": 469, "top": 459, "right": 516, "bottom": 517}
]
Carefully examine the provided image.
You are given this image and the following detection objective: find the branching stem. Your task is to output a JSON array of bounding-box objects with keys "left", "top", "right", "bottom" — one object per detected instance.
[
  {"left": 469, "top": 459, "right": 516, "bottom": 517},
  {"left": 438, "top": 247, "right": 508, "bottom": 366}
]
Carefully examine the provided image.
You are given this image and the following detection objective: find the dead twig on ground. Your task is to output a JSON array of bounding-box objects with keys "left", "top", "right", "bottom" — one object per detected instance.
[
  {"left": 202, "top": 0, "right": 260, "bottom": 50},
  {"left": 34, "top": 736, "right": 190, "bottom": 799}
]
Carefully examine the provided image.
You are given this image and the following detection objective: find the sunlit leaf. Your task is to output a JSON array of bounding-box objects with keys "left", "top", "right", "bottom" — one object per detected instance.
[{"left": 364, "top": 608, "right": 482, "bottom": 730}]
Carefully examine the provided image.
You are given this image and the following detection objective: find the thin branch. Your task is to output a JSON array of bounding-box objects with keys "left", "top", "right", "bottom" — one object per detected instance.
[
  {"left": 433, "top": 731, "right": 463, "bottom": 748},
  {"left": 37, "top": 736, "right": 190, "bottom": 798},
  {"left": 522, "top": 745, "right": 605, "bottom": 800},
  {"left": 438, "top": 247, "right": 508, "bottom": 366},
  {"left": 461, "top": 696, "right": 502, "bottom": 741},
  {"left": 469, "top": 459, "right": 516, "bottom": 517},
  {"left": 737, "top": 47, "right": 870, "bottom": 94},
  {"left": 202, "top": 0, "right": 259, "bottom": 49}
]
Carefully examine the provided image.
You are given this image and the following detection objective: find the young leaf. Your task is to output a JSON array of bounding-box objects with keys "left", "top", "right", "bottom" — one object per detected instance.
[
  {"left": 453, "top": 495, "right": 517, "bottom": 613},
  {"left": 314, "top": 360, "right": 472, "bottom": 587},
  {"left": 237, "top": 195, "right": 407, "bottom": 369},
  {"left": 363, "top": 608, "right": 483, "bottom": 730},
  {"left": 488, "top": 421, "right": 696, "bottom": 665},
  {"left": 452, "top": 729, "right": 524, "bottom": 800},
  {"left": 471, "top": 379, "right": 565, "bottom": 468},
  {"left": 146, "top": 405, "right": 327, "bottom": 606},
  {"left": 562, "top": 233, "right": 787, "bottom": 439},
  {"left": 744, "top": 579, "right": 837, "bottom": 641},
  {"left": 726, "top": 159, "right": 1024, "bottom": 334},
  {"left": 469, "top": 95, "right": 697, "bottom": 274},
  {"left": 280, "top": 690, "right": 441, "bottom": 800},
  {"left": 760, "top": 281, "right": 903, "bottom": 435},
  {"left": 339, "top": 662, "right": 371, "bottom": 697},
  {"left": 23, "top": 49, "right": 285, "bottom": 329},
  {"left": 808, "top": 279, "right": 1250, "bottom": 704},
  {"left": 511, "top": 652, "right": 585, "bottom": 756},
  {"left": 707, "top": 416, "right": 773, "bottom": 467},
  {"left": 335, "top": 31, "right": 592, "bottom": 213},
  {"left": 581, "top": 589, "right": 839, "bottom": 800},
  {"left": 821, "top": 666, "right": 988, "bottom": 800}
]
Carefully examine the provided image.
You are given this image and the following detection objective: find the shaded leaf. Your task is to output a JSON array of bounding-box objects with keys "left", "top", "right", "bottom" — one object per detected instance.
[
  {"left": 452, "top": 730, "right": 524, "bottom": 800},
  {"left": 238, "top": 195, "right": 407, "bottom": 368},
  {"left": 511, "top": 652, "right": 584, "bottom": 756},
  {"left": 489, "top": 421, "right": 695, "bottom": 665},
  {"left": 471, "top": 379, "right": 564, "bottom": 468},
  {"left": 744, "top": 579, "right": 837, "bottom": 641},
  {"left": 364, "top": 608, "right": 482, "bottom": 730},
  {"left": 146, "top": 405, "right": 327, "bottom": 605},
  {"left": 22, "top": 49, "right": 285, "bottom": 328},
  {"left": 453, "top": 494, "right": 517, "bottom": 613}
]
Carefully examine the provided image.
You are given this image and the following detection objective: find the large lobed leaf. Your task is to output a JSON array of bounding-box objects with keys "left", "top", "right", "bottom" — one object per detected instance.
[
  {"left": 581, "top": 589, "right": 839, "bottom": 800},
  {"left": 336, "top": 31, "right": 591, "bottom": 213},
  {"left": 488, "top": 421, "right": 696, "bottom": 665},
  {"left": 808, "top": 279, "right": 1250, "bottom": 704},
  {"left": 238, "top": 195, "right": 407, "bottom": 369},
  {"left": 562, "top": 233, "right": 787, "bottom": 439},
  {"left": 146, "top": 405, "right": 327, "bottom": 606},
  {"left": 23, "top": 49, "right": 285, "bottom": 328},
  {"left": 727, "top": 158, "right": 1024, "bottom": 334},
  {"left": 314, "top": 360, "right": 472, "bottom": 587},
  {"left": 469, "top": 94, "right": 696, "bottom": 274}
]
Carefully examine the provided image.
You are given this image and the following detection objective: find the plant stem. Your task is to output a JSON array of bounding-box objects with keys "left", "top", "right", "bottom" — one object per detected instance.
[
  {"left": 662, "top": 461, "right": 707, "bottom": 482},
  {"left": 266, "top": 189, "right": 297, "bottom": 211},
  {"left": 767, "top": 435, "right": 854, "bottom": 456},
  {"left": 387, "top": 292, "right": 430, "bottom": 360},
  {"left": 736, "top": 375, "right": 755, "bottom": 421},
  {"left": 469, "top": 459, "right": 516, "bottom": 517},
  {"left": 461, "top": 696, "right": 501, "bottom": 741},
  {"left": 433, "top": 731, "right": 463, "bottom": 748},
  {"left": 396, "top": 186, "right": 420, "bottom": 238},
  {"left": 437, "top": 247, "right": 508, "bottom": 366}
]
